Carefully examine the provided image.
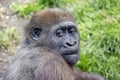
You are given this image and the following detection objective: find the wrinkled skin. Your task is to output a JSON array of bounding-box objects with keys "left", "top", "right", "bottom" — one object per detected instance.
[{"left": 43, "top": 21, "right": 79, "bottom": 66}]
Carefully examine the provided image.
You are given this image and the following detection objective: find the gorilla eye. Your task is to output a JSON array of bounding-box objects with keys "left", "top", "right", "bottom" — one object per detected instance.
[
  {"left": 56, "top": 29, "right": 64, "bottom": 37},
  {"left": 68, "top": 28, "right": 76, "bottom": 35},
  {"left": 31, "top": 27, "right": 42, "bottom": 40}
]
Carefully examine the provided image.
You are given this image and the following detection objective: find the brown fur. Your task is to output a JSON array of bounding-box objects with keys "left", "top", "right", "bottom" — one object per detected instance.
[{"left": 29, "top": 8, "right": 75, "bottom": 28}]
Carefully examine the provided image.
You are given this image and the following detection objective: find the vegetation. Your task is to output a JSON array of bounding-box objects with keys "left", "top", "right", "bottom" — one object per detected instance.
[
  {"left": 0, "top": 27, "right": 19, "bottom": 51},
  {"left": 11, "top": 0, "right": 75, "bottom": 18},
  {"left": 0, "top": 0, "right": 119, "bottom": 80}
]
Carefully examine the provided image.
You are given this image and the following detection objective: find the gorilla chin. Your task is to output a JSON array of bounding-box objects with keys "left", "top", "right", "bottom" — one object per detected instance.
[
  {"left": 61, "top": 49, "right": 79, "bottom": 66},
  {"left": 63, "top": 53, "right": 79, "bottom": 66}
]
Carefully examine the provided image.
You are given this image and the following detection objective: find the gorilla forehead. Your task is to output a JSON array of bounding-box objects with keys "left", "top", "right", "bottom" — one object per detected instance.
[{"left": 30, "top": 8, "right": 76, "bottom": 28}]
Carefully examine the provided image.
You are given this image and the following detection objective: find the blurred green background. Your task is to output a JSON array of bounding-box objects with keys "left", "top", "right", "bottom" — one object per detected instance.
[{"left": 0, "top": 0, "right": 120, "bottom": 80}]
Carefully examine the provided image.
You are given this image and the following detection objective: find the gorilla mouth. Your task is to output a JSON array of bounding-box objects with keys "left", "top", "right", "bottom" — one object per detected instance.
[
  {"left": 64, "top": 52, "right": 76, "bottom": 55},
  {"left": 63, "top": 50, "right": 78, "bottom": 56}
]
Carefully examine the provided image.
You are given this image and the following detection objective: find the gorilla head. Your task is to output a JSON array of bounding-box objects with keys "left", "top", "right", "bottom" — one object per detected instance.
[{"left": 24, "top": 8, "right": 80, "bottom": 66}]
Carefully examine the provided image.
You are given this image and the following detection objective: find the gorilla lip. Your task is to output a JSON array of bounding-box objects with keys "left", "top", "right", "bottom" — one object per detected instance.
[{"left": 63, "top": 50, "right": 78, "bottom": 55}]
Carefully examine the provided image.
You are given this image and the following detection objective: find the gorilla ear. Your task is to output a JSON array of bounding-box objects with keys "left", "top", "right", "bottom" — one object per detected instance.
[{"left": 30, "top": 27, "right": 42, "bottom": 40}]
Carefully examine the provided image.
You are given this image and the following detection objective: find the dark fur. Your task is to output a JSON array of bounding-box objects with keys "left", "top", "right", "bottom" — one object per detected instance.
[
  {"left": 3, "top": 8, "right": 105, "bottom": 80},
  {"left": 3, "top": 47, "right": 74, "bottom": 80}
]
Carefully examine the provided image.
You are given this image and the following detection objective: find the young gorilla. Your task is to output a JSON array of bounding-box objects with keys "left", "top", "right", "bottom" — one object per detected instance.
[{"left": 3, "top": 8, "right": 104, "bottom": 80}]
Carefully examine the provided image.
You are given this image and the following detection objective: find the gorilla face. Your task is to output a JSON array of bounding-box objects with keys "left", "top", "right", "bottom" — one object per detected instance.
[
  {"left": 49, "top": 21, "right": 79, "bottom": 66},
  {"left": 31, "top": 21, "right": 79, "bottom": 66},
  {"left": 30, "top": 21, "right": 79, "bottom": 66}
]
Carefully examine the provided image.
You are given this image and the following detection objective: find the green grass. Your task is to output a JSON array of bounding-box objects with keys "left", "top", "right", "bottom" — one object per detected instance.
[
  {"left": 11, "top": 2, "right": 43, "bottom": 18},
  {"left": 11, "top": 0, "right": 76, "bottom": 18},
  {"left": 77, "top": 52, "right": 120, "bottom": 80},
  {"left": 7, "top": 0, "right": 120, "bottom": 80},
  {"left": 0, "top": 27, "right": 19, "bottom": 51},
  {"left": 73, "top": 0, "right": 120, "bottom": 80}
]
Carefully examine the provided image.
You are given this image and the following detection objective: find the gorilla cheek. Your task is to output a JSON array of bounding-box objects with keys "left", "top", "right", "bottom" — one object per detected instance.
[{"left": 48, "top": 38, "right": 60, "bottom": 50}]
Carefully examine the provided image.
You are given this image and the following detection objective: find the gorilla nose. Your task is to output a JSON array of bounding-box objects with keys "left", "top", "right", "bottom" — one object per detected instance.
[
  {"left": 64, "top": 40, "right": 77, "bottom": 48},
  {"left": 66, "top": 41, "right": 76, "bottom": 47}
]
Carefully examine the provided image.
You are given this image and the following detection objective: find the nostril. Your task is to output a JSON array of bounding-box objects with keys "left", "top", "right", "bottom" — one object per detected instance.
[
  {"left": 65, "top": 41, "right": 77, "bottom": 47},
  {"left": 66, "top": 42, "right": 73, "bottom": 47},
  {"left": 74, "top": 41, "right": 77, "bottom": 45}
]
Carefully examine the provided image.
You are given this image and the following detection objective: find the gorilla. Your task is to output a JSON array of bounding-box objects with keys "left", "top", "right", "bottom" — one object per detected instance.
[{"left": 3, "top": 8, "right": 105, "bottom": 80}]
